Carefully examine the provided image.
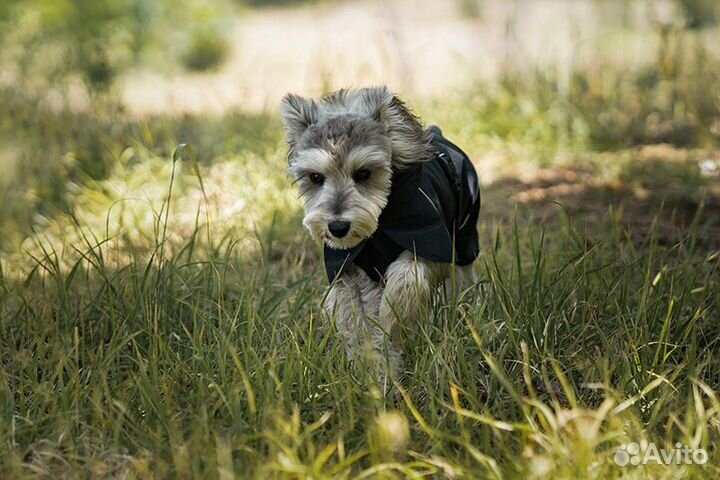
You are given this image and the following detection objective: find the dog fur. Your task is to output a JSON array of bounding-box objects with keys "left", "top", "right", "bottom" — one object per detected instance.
[{"left": 281, "top": 86, "right": 476, "bottom": 384}]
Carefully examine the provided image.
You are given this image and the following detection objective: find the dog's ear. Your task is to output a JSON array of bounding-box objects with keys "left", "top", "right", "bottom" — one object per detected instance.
[
  {"left": 354, "top": 86, "right": 392, "bottom": 121},
  {"left": 280, "top": 93, "right": 318, "bottom": 154},
  {"left": 358, "top": 86, "right": 431, "bottom": 167}
]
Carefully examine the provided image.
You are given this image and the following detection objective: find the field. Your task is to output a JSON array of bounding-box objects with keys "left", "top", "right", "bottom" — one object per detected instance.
[{"left": 1, "top": 0, "right": 720, "bottom": 478}]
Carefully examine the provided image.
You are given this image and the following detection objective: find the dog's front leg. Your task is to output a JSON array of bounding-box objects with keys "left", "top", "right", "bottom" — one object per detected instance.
[
  {"left": 323, "top": 267, "right": 383, "bottom": 363},
  {"left": 377, "top": 251, "right": 444, "bottom": 376}
]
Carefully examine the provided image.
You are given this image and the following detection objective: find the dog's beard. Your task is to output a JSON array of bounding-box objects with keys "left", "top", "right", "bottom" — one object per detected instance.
[{"left": 302, "top": 194, "right": 386, "bottom": 249}]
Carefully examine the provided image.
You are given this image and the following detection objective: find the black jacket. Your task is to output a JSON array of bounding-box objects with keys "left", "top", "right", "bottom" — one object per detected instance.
[{"left": 324, "top": 127, "right": 480, "bottom": 283}]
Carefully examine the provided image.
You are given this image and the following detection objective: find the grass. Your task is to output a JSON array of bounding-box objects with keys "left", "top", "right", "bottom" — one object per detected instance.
[{"left": 0, "top": 136, "right": 718, "bottom": 478}]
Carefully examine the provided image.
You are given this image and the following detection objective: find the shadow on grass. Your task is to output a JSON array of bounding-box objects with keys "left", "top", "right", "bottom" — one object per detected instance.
[{"left": 482, "top": 145, "right": 720, "bottom": 249}]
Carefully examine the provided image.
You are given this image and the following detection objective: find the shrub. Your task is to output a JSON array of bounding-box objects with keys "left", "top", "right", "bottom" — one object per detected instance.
[{"left": 181, "top": 27, "right": 230, "bottom": 72}]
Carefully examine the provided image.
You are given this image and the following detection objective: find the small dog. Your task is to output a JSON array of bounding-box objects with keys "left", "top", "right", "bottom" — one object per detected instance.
[{"left": 281, "top": 86, "right": 480, "bottom": 383}]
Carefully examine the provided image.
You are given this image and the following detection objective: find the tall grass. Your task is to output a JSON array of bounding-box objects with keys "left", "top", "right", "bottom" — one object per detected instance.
[{"left": 0, "top": 155, "right": 717, "bottom": 477}]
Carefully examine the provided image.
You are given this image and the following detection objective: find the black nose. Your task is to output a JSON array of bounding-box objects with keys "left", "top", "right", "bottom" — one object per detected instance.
[{"left": 328, "top": 220, "right": 351, "bottom": 238}]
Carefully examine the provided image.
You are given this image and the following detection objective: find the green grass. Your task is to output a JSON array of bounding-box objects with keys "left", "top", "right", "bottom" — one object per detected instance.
[
  {"left": 1, "top": 27, "right": 720, "bottom": 474},
  {"left": 0, "top": 147, "right": 718, "bottom": 477}
]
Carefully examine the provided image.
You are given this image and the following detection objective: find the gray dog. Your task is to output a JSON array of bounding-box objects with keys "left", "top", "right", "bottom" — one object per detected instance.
[{"left": 281, "top": 86, "right": 480, "bottom": 385}]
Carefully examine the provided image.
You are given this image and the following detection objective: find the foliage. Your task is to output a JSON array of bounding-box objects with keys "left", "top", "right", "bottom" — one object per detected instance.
[
  {"left": 182, "top": 27, "right": 230, "bottom": 72},
  {"left": 0, "top": 0, "right": 233, "bottom": 91},
  {"left": 446, "top": 37, "right": 720, "bottom": 154}
]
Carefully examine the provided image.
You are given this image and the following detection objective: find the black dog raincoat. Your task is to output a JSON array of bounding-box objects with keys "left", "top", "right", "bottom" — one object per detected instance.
[{"left": 324, "top": 127, "right": 481, "bottom": 283}]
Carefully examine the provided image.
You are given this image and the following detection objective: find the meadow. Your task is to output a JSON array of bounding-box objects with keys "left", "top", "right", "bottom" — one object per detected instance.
[{"left": 1, "top": 0, "right": 720, "bottom": 478}]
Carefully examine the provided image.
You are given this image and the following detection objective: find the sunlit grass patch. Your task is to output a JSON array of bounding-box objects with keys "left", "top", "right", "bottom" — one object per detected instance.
[{"left": 1, "top": 145, "right": 303, "bottom": 280}]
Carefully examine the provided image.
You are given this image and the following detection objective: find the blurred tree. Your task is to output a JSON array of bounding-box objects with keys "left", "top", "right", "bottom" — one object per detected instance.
[
  {"left": 0, "top": 0, "right": 232, "bottom": 92},
  {"left": 0, "top": 0, "right": 143, "bottom": 91},
  {"left": 182, "top": 27, "right": 230, "bottom": 71}
]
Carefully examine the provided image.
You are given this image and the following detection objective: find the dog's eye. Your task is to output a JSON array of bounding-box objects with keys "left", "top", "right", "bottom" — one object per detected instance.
[
  {"left": 353, "top": 169, "right": 371, "bottom": 182},
  {"left": 308, "top": 173, "right": 325, "bottom": 185}
]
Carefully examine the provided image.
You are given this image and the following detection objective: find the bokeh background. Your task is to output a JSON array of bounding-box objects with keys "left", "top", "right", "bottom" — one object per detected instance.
[{"left": 1, "top": 0, "right": 719, "bottom": 264}]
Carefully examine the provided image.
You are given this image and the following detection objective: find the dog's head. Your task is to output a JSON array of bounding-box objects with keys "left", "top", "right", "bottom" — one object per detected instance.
[{"left": 281, "top": 86, "right": 429, "bottom": 249}]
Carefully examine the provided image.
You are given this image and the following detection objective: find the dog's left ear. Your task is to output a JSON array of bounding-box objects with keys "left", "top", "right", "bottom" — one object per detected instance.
[
  {"left": 280, "top": 93, "right": 318, "bottom": 156},
  {"left": 353, "top": 86, "right": 393, "bottom": 122}
]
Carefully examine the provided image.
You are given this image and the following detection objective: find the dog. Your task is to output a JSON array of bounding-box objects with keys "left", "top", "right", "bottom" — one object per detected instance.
[{"left": 281, "top": 86, "right": 480, "bottom": 384}]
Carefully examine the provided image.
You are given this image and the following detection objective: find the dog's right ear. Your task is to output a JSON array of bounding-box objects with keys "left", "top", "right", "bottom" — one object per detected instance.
[{"left": 280, "top": 93, "right": 318, "bottom": 154}]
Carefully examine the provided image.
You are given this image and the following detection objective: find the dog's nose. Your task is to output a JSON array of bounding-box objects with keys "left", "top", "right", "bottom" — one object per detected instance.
[{"left": 328, "top": 220, "right": 351, "bottom": 238}]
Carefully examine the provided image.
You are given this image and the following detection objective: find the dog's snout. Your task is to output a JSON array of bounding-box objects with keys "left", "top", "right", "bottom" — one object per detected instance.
[{"left": 328, "top": 220, "right": 351, "bottom": 238}]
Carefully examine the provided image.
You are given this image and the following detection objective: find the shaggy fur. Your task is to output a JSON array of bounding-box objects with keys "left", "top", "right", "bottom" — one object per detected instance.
[{"left": 281, "top": 86, "right": 476, "bottom": 384}]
